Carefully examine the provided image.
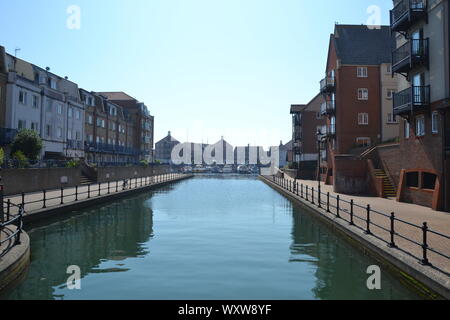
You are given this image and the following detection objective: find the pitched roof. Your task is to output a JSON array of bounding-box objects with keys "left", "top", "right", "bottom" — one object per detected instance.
[
  {"left": 290, "top": 104, "right": 307, "bottom": 114},
  {"left": 97, "top": 91, "right": 136, "bottom": 101},
  {"left": 333, "top": 25, "right": 392, "bottom": 65}
]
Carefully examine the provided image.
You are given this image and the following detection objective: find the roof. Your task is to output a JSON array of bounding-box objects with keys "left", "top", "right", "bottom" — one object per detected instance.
[
  {"left": 156, "top": 133, "right": 180, "bottom": 145},
  {"left": 333, "top": 25, "right": 392, "bottom": 65},
  {"left": 97, "top": 91, "right": 137, "bottom": 101},
  {"left": 290, "top": 104, "right": 307, "bottom": 114}
]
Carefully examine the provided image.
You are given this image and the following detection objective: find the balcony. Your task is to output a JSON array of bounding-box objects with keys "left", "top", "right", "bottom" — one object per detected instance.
[
  {"left": 0, "top": 128, "right": 18, "bottom": 146},
  {"left": 390, "top": 0, "right": 427, "bottom": 33},
  {"left": 393, "top": 86, "right": 430, "bottom": 116},
  {"left": 320, "top": 77, "right": 335, "bottom": 94},
  {"left": 67, "top": 140, "right": 83, "bottom": 150},
  {"left": 320, "top": 101, "right": 336, "bottom": 116},
  {"left": 85, "top": 142, "right": 141, "bottom": 156},
  {"left": 392, "top": 39, "right": 429, "bottom": 74}
]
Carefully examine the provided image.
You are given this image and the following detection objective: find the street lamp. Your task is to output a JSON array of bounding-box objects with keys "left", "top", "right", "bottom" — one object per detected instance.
[{"left": 316, "top": 128, "right": 323, "bottom": 208}]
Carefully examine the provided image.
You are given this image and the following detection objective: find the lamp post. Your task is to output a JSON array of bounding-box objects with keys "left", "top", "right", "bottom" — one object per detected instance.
[{"left": 316, "top": 128, "right": 322, "bottom": 189}]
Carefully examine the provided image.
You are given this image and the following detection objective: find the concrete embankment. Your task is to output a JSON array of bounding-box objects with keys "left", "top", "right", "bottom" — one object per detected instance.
[{"left": 259, "top": 175, "right": 450, "bottom": 300}]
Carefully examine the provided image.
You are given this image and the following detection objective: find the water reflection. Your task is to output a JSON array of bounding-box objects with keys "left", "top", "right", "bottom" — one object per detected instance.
[{"left": 6, "top": 193, "right": 156, "bottom": 300}]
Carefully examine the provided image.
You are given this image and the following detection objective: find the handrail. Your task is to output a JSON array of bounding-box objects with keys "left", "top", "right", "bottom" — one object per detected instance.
[
  {"left": 270, "top": 175, "right": 450, "bottom": 271},
  {"left": 0, "top": 201, "right": 24, "bottom": 257}
]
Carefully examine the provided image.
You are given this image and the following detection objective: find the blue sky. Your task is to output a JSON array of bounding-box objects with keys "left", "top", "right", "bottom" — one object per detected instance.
[{"left": 0, "top": 0, "right": 393, "bottom": 148}]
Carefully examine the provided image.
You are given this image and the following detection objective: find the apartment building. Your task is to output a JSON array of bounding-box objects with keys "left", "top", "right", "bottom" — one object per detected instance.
[
  {"left": 290, "top": 93, "right": 326, "bottom": 179},
  {"left": 387, "top": 0, "right": 450, "bottom": 211},
  {"left": 155, "top": 131, "right": 180, "bottom": 164},
  {"left": 319, "top": 25, "right": 397, "bottom": 185},
  {"left": 81, "top": 90, "right": 139, "bottom": 163},
  {"left": 98, "top": 92, "right": 154, "bottom": 162}
]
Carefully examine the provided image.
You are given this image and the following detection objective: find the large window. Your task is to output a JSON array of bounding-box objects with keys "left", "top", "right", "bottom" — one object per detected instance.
[
  {"left": 19, "top": 91, "right": 27, "bottom": 105},
  {"left": 18, "top": 119, "right": 26, "bottom": 130},
  {"left": 404, "top": 120, "right": 410, "bottom": 139},
  {"left": 358, "top": 113, "right": 369, "bottom": 125},
  {"left": 357, "top": 67, "right": 368, "bottom": 78},
  {"left": 406, "top": 172, "right": 419, "bottom": 188},
  {"left": 423, "top": 172, "right": 437, "bottom": 190}
]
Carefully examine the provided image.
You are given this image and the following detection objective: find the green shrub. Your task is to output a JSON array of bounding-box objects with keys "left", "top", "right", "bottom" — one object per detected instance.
[
  {"left": 10, "top": 129, "right": 43, "bottom": 160},
  {"left": 66, "top": 159, "right": 80, "bottom": 168},
  {"left": 12, "top": 151, "right": 29, "bottom": 168},
  {"left": 0, "top": 148, "right": 4, "bottom": 166},
  {"left": 140, "top": 159, "right": 149, "bottom": 167}
]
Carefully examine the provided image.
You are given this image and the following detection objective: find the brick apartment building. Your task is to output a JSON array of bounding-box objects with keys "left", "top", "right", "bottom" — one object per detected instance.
[
  {"left": 377, "top": 0, "right": 450, "bottom": 211},
  {"left": 98, "top": 92, "right": 154, "bottom": 163},
  {"left": 290, "top": 93, "right": 326, "bottom": 179},
  {"left": 81, "top": 90, "right": 139, "bottom": 163},
  {"left": 319, "top": 25, "right": 399, "bottom": 188},
  {"left": 155, "top": 131, "right": 180, "bottom": 164}
]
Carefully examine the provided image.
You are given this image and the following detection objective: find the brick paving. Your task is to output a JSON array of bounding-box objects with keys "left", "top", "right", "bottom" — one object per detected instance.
[{"left": 268, "top": 175, "right": 450, "bottom": 275}]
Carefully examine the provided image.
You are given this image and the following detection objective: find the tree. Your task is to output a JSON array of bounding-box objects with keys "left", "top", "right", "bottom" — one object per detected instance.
[
  {"left": 10, "top": 129, "right": 43, "bottom": 161},
  {"left": 0, "top": 148, "right": 4, "bottom": 166}
]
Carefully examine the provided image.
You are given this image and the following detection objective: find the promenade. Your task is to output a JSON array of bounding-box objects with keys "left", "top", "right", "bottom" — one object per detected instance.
[
  {"left": 267, "top": 175, "right": 450, "bottom": 276},
  {"left": 2, "top": 173, "right": 187, "bottom": 217}
]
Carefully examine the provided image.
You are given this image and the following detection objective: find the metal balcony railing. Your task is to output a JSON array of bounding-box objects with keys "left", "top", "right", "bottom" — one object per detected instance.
[
  {"left": 84, "top": 142, "right": 141, "bottom": 156},
  {"left": 67, "top": 140, "right": 83, "bottom": 150},
  {"left": 326, "top": 124, "right": 336, "bottom": 137},
  {"left": 320, "top": 77, "right": 335, "bottom": 94},
  {"left": 392, "top": 39, "right": 429, "bottom": 73},
  {"left": 393, "top": 85, "right": 430, "bottom": 115},
  {"left": 390, "top": 0, "right": 427, "bottom": 32},
  {"left": 320, "top": 101, "right": 336, "bottom": 115}
]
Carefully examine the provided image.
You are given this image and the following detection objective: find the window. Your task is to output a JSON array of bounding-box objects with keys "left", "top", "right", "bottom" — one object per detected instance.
[
  {"left": 404, "top": 120, "right": 410, "bottom": 139},
  {"left": 387, "top": 89, "right": 395, "bottom": 99},
  {"left": 97, "top": 118, "right": 103, "bottom": 127},
  {"left": 18, "top": 120, "right": 26, "bottom": 130},
  {"left": 19, "top": 91, "right": 27, "bottom": 105},
  {"left": 57, "top": 127, "right": 62, "bottom": 138},
  {"left": 387, "top": 113, "right": 398, "bottom": 123},
  {"left": 423, "top": 172, "right": 437, "bottom": 190},
  {"left": 47, "top": 101, "right": 52, "bottom": 112},
  {"left": 68, "top": 107, "right": 73, "bottom": 118},
  {"left": 57, "top": 104, "right": 63, "bottom": 115},
  {"left": 88, "top": 134, "right": 93, "bottom": 142},
  {"left": 431, "top": 112, "right": 439, "bottom": 134},
  {"left": 76, "top": 131, "right": 81, "bottom": 140},
  {"left": 358, "top": 113, "right": 369, "bottom": 125},
  {"left": 48, "top": 78, "right": 57, "bottom": 89},
  {"left": 356, "top": 137, "right": 371, "bottom": 147},
  {"left": 96, "top": 136, "right": 100, "bottom": 143},
  {"left": 386, "top": 64, "right": 392, "bottom": 73},
  {"left": 358, "top": 88, "right": 369, "bottom": 100},
  {"left": 316, "top": 112, "right": 322, "bottom": 120},
  {"left": 46, "top": 125, "right": 52, "bottom": 137},
  {"left": 406, "top": 172, "right": 419, "bottom": 188},
  {"left": 88, "top": 115, "right": 93, "bottom": 125},
  {"left": 75, "top": 110, "right": 81, "bottom": 120},
  {"left": 32, "top": 95, "right": 39, "bottom": 108},
  {"left": 416, "top": 115, "right": 425, "bottom": 137},
  {"left": 357, "top": 67, "right": 368, "bottom": 78},
  {"left": 31, "top": 122, "right": 39, "bottom": 132},
  {"left": 67, "top": 130, "right": 72, "bottom": 140},
  {"left": 111, "top": 122, "right": 116, "bottom": 131}
]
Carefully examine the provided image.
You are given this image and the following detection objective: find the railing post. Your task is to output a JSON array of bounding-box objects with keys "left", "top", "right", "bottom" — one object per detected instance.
[
  {"left": 311, "top": 187, "right": 315, "bottom": 204},
  {"left": 88, "top": 184, "right": 91, "bottom": 199},
  {"left": 327, "top": 192, "right": 330, "bottom": 213},
  {"left": 21, "top": 192, "right": 25, "bottom": 210},
  {"left": 350, "top": 200, "right": 354, "bottom": 225},
  {"left": 7, "top": 199, "right": 11, "bottom": 221},
  {"left": 75, "top": 186, "right": 79, "bottom": 201},
  {"left": 60, "top": 187, "right": 64, "bottom": 205},
  {"left": 42, "top": 190, "right": 47, "bottom": 209},
  {"left": 336, "top": 195, "right": 340, "bottom": 218},
  {"left": 421, "top": 222, "right": 430, "bottom": 265},
  {"left": 296, "top": 182, "right": 299, "bottom": 196},
  {"left": 306, "top": 186, "right": 309, "bottom": 202},
  {"left": 318, "top": 185, "right": 321, "bottom": 208},
  {"left": 301, "top": 184, "right": 304, "bottom": 198},
  {"left": 116, "top": 180, "right": 119, "bottom": 193},
  {"left": 15, "top": 205, "right": 23, "bottom": 245},
  {"left": 365, "top": 205, "right": 371, "bottom": 235},
  {"left": 98, "top": 183, "right": 101, "bottom": 197},
  {"left": 389, "top": 212, "right": 397, "bottom": 248}
]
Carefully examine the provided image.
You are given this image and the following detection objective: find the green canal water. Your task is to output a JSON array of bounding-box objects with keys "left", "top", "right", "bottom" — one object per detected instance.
[{"left": 5, "top": 176, "right": 420, "bottom": 300}]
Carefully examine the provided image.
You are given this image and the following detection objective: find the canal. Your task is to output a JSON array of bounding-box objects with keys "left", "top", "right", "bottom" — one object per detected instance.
[{"left": 5, "top": 176, "right": 420, "bottom": 300}]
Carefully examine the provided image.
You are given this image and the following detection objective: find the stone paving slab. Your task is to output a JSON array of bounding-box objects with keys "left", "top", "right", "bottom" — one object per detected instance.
[{"left": 270, "top": 175, "right": 450, "bottom": 276}]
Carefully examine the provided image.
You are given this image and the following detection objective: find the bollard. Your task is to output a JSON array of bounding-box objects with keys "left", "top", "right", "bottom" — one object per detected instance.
[
  {"left": 389, "top": 212, "right": 397, "bottom": 248},
  {"left": 421, "top": 222, "right": 430, "bottom": 265}
]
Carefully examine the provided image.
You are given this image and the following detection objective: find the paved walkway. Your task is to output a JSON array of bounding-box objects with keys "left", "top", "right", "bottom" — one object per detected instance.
[
  {"left": 269, "top": 175, "right": 450, "bottom": 275},
  {"left": 2, "top": 173, "right": 185, "bottom": 216}
]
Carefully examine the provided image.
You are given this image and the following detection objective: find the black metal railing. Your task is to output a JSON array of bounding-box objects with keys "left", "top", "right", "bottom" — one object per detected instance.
[
  {"left": 270, "top": 176, "right": 450, "bottom": 270},
  {"left": 320, "top": 101, "right": 335, "bottom": 115},
  {"left": 85, "top": 142, "right": 141, "bottom": 156},
  {"left": 392, "top": 39, "right": 429, "bottom": 72},
  {"left": 3, "top": 173, "right": 189, "bottom": 216},
  {"left": 320, "top": 77, "right": 335, "bottom": 93},
  {"left": 67, "top": 140, "right": 84, "bottom": 150},
  {"left": 1, "top": 201, "right": 24, "bottom": 257},
  {"left": 391, "top": 0, "right": 427, "bottom": 30},
  {"left": 393, "top": 86, "right": 430, "bottom": 115}
]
